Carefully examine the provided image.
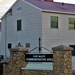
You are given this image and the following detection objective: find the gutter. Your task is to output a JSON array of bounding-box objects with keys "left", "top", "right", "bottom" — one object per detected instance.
[
  {"left": 42, "top": 9, "right": 75, "bottom": 15},
  {"left": 5, "top": 15, "right": 7, "bottom": 58}
]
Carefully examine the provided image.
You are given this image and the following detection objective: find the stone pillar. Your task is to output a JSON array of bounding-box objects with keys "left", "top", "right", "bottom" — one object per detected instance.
[
  {"left": 9, "top": 43, "right": 28, "bottom": 75},
  {"left": 7, "top": 43, "right": 28, "bottom": 75},
  {"left": 52, "top": 45, "right": 73, "bottom": 75}
]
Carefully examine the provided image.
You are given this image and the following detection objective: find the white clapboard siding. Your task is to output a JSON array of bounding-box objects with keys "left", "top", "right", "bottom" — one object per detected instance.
[
  {"left": 1, "top": 0, "right": 42, "bottom": 57},
  {"left": 42, "top": 12, "right": 75, "bottom": 52}
]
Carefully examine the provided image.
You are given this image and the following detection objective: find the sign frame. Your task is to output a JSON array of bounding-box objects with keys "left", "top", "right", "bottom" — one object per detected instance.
[{"left": 25, "top": 54, "right": 53, "bottom": 62}]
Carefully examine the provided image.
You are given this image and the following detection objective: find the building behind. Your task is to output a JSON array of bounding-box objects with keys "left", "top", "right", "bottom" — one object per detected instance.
[{"left": 1, "top": 0, "right": 75, "bottom": 69}]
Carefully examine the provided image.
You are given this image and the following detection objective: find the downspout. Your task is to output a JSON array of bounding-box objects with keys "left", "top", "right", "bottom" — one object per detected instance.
[{"left": 5, "top": 15, "right": 7, "bottom": 58}]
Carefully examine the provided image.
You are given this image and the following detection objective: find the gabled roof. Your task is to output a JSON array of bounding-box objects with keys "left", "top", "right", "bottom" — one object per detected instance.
[
  {"left": 25, "top": 0, "right": 75, "bottom": 14},
  {"left": 1, "top": 0, "right": 75, "bottom": 19}
]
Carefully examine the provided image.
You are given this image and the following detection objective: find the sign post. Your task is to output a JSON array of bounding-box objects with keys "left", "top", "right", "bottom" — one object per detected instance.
[{"left": 25, "top": 38, "right": 53, "bottom": 62}]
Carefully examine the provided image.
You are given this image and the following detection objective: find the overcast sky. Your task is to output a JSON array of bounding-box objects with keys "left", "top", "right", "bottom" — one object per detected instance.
[
  {"left": 0, "top": 0, "right": 16, "bottom": 18},
  {"left": 0, "top": 0, "right": 75, "bottom": 18}
]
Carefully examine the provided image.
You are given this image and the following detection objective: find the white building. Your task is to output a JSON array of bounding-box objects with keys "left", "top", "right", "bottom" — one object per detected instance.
[{"left": 1, "top": 0, "right": 75, "bottom": 69}]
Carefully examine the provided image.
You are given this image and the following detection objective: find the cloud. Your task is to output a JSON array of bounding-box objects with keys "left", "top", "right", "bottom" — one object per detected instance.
[
  {"left": 0, "top": 0, "right": 16, "bottom": 18},
  {"left": 0, "top": 0, "right": 3, "bottom": 2},
  {"left": 0, "top": 4, "right": 10, "bottom": 18}
]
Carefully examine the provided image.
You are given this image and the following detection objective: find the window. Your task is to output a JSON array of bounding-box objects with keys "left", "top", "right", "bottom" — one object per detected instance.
[
  {"left": 17, "top": 19, "right": 22, "bottom": 31},
  {"left": 8, "top": 43, "right": 12, "bottom": 49},
  {"left": 0, "top": 55, "right": 4, "bottom": 62},
  {"left": 26, "top": 43, "right": 30, "bottom": 48},
  {"left": 69, "top": 45, "right": 75, "bottom": 56},
  {"left": 16, "top": 6, "right": 22, "bottom": 12},
  {"left": 69, "top": 18, "right": 75, "bottom": 29},
  {"left": 51, "top": 16, "right": 58, "bottom": 28},
  {"left": 7, "top": 9, "right": 12, "bottom": 15},
  {"left": 9, "top": 9, "right": 12, "bottom": 15}
]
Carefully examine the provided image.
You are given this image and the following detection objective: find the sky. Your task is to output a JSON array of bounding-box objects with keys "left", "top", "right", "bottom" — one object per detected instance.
[
  {"left": 0, "top": 0, "right": 75, "bottom": 18},
  {"left": 0, "top": 0, "right": 16, "bottom": 18}
]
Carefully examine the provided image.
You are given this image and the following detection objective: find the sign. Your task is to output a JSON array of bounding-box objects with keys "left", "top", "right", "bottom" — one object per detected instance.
[{"left": 25, "top": 54, "right": 53, "bottom": 62}]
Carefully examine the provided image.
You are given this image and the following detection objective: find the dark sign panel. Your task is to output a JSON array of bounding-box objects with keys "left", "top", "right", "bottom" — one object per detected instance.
[{"left": 25, "top": 54, "right": 53, "bottom": 62}]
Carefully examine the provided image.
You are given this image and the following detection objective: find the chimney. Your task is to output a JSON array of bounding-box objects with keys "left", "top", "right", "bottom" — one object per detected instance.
[
  {"left": 62, "top": 2, "right": 64, "bottom": 5},
  {"left": 44, "top": 0, "right": 53, "bottom": 2}
]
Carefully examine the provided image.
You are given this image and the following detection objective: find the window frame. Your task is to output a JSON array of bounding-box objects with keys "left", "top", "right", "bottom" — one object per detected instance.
[
  {"left": 51, "top": 16, "right": 58, "bottom": 29},
  {"left": 8, "top": 43, "right": 12, "bottom": 49},
  {"left": 26, "top": 43, "right": 30, "bottom": 48},
  {"left": 69, "top": 18, "right": 75, "bottom": 30},
  {"left": 16, "top": 6, "right": 22, "bottom": 12},
  {"left": 17, "top": 19, "right": 22, "bottom": 31},
  {"left": 69, "top": 45, "right": 75, "bottom": 56}
]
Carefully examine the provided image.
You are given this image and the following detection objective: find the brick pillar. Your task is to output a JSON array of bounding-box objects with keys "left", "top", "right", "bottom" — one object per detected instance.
[
  {"left": 52, "top": 45, "right": 73, "bottom": 75},
  {"left": 9, "top": 43, "right": 28, "bottom": 75}
]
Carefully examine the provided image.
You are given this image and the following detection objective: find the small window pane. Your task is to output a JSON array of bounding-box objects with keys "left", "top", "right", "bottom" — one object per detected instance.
[
  {"left": 8, "top": 43, "right": 12, "bottom": 49},
  {"left": 69, "top": 18, "right": 74, "bottom": 24},
  {"left": 26, "top": 43, "right": 30, "bottom": 48},
  {"left": 69, "top": 24, "right": 74, "bottom": 29},
  {"left": 51, "top": 16, "right": 58, "bottom": 22},
  {"left": 17, "top": 19, "right": 22, "bottom": 31},
  {"left": 17, "top": 7, "right": 22, "bottom": 11},
  {"left": 69, "top": 18, "right": 75, "bottom": 29},
  {"left": 51, "top": 23, "right": 58, "bottom": 28},
  {"left": 69, "top": 45, "right": 75, "bottom": 56},
  {"left": 51, "top": 16, "right": 58, "bottom": 28}
]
